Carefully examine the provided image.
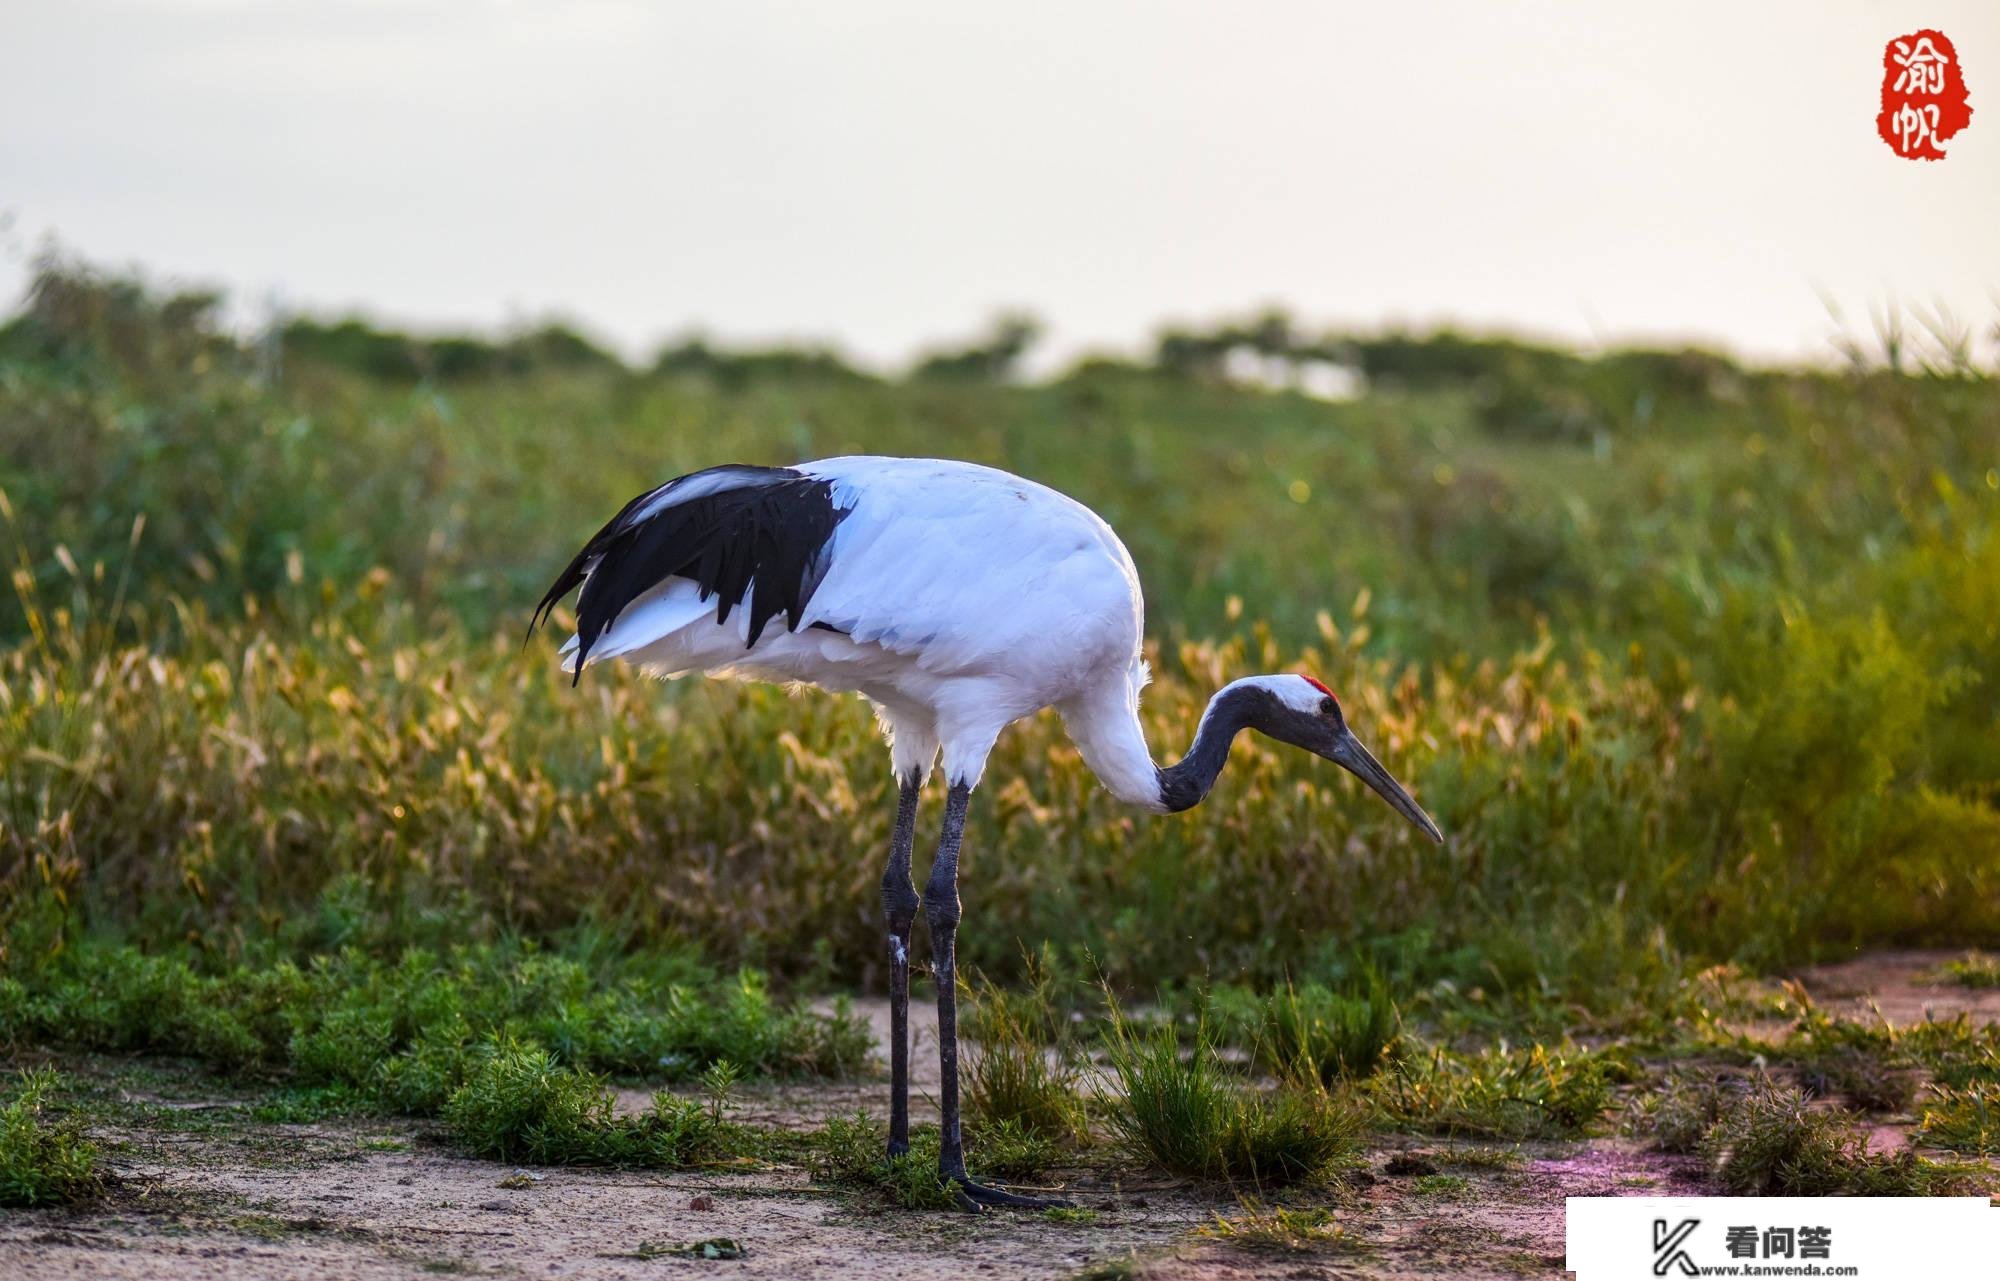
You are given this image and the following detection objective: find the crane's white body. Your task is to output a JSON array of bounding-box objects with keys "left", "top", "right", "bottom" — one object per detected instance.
[{"left": 560, "top": 457, "right": 1168, "bottom": 806}]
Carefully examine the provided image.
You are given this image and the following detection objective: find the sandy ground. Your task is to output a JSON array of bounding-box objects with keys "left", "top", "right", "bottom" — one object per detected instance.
[{"left": 0, "top": 952, "right": 1987, "bottom": 1281}]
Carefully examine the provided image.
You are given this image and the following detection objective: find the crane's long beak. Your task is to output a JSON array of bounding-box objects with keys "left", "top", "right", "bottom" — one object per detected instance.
[{"left": 1325, "top": 728, "right": 1444, "bottom": 844}]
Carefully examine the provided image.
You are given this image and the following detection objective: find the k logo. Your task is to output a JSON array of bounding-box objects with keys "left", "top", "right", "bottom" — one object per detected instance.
[{"left": 1653, "top": 1218, "right": 1699, "bottom": 1277}]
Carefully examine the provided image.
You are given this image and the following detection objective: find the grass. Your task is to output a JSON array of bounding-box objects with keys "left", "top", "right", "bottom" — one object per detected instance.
[
  {"left": 964, "top": 959, "right": 1089, "bottom": 1143},
  {"left": 3, "top": 256, "right": 2000, "bottom": 1206},
  {"left": 804, "top": 1113, "right": 959, "bottom": 1210},
  {"left": 1628, "top": 1072, "right": 1736, "bottom": 1154},
  {"left": 1934, "top": 952, "right": 2000, "bottom": 988},
  {"left": 1195, "top": 1199, "right": 1349, "bottom": 1252},
  {"left": 1097, "top": 1004, "right": 1358, "bottom": 1185},
  {"left": 1703, "top": 1083, "right": 1979, "bottom": 1195},
  {"left": 1258, "top": 975, "right": 1398, "bottom": 1085},
  {"left": 2, "top": 258, "right": 1998, "bottom": 1014},
  {"left": 1369, "top": 1042, "right": 1621, "bottom": 1139},
  {"left": 0, "top": 1067, "right": 103, "bottom": 1206},
  {"left": 1915, "top": 1083, "right": 2000, "bottom": 1155},
  {"left": 439, "top": 1040, "right": 739, "bottom": 1166},
  {"left": 0, "top": 932, "right": 866, "bottom": 1167}
]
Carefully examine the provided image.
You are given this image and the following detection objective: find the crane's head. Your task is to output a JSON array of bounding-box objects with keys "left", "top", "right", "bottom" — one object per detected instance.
[{"left": 1238, "top": 674, "right": 1443, "bottom": 843}]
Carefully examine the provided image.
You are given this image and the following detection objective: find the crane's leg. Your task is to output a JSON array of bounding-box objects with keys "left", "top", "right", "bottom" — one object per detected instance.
[
  {"left": 882, "top": 770, "right": 922, "bottom": 1158},
  {"left": 923, "top": 781, "right": 1073, "bottom": 1212}
]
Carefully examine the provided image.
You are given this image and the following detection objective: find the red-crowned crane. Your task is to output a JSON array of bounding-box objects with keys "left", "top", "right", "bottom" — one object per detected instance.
[{"left": 532, "top": 456, "right": 1443, "bottom": 1210}]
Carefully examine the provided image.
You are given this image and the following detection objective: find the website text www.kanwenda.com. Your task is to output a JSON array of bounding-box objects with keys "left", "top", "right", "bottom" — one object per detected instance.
[{"left": 1694, "top": 1267, "right": 1858, "bottom": 1277}]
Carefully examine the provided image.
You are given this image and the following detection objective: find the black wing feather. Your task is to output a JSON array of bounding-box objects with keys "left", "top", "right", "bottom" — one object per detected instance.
[{"left": 530, "top": 465, "right": 848, "bottom": 683}]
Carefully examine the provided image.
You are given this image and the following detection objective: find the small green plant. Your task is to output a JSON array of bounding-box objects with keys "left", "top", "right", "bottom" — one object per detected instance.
[
  {"left": 1915, "top": 1083, "right": 2000, "bottom": 1155},
  {"left": 1411, "top": 1173, "right": 1469, "bottom": 1197},
  {"left": 1371, "top": 1042, "right": 1617, "bottom": 1139},
  {"left": 965, "top": 960, "right": 1088, "bottom": 1143},
  {"left": 1628, "top": 1072, "right": 1734, "bottom": 1154},
  {"left": 1044, "top": 1205, "right": 1098, "bottom": 1224},
  {"left": 1070, "top": 1254, "right": 1140, "bottom": 1281},
  {"left": 698, "top": 1059, "right": 742, "bottom": 1124},
  {"left": 967, "top": 1116, "right": 1064, "bottom": 1180},
  {"left": 1259, "top": 974, "right": 1397, "bottom": 1085},
  {"left": 1704, "top": 1083, "right": 1975, "bottom": 1195},
  {"left": 1098, "top": 1003, "right": 1357, "bottom": 1184},
  {"left": 0, "top": 1068, "right": 103, "bottom": 1207},
  {"left": 804, "top": 1113, "right": 957, "bottom": 1211},
  {"left": 1933, "top": 952, "right": 2000, "bottom": 989},
  {"left": 1195, "top": 1199, "right": 1347, "bottom": 1252},
  {"left": 439, "top": 1039, "right": 728, "bottom": 1167}
]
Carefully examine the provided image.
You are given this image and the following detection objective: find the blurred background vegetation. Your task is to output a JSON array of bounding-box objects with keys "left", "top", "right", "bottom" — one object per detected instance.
[{"left": 1, "top": 250, "right": 1996, "bottom": 1020}]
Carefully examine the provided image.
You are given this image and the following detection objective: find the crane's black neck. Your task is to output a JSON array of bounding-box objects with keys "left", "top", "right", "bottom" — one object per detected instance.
[{"left": 1155, "top": 685, "right": 1265, "bottom": 813}]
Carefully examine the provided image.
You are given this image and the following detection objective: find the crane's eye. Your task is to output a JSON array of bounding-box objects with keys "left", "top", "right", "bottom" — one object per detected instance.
[{"left": 1319, "top": 697, "right": 1337, "bottom": 716}]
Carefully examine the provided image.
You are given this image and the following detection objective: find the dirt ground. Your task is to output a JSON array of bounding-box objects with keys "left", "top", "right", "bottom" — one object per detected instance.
[{"left": 0, "top": 951, "right": 1986, "bottom": 1281}]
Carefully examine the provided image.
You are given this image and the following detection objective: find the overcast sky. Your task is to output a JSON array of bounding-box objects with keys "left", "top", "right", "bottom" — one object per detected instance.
[{"left": 2, "top": 0, "right": 1995, "bottom": 368}]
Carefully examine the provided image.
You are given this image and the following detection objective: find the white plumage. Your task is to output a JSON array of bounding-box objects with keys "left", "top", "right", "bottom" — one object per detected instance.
[
  {"left": 559, "top": 456, "right": 1164, "bottom": 804},
  {"left": 535, "top": 454, "right": 1440, "bottom": 1210}
]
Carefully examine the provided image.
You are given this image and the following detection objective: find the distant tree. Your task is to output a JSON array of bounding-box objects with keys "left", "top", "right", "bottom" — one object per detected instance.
[
  {"left": 909, "top": 312, "right": 1043, "bottom": 383},
  {"left": 650, "top": 333, "right": 872, "bottom": 390}
]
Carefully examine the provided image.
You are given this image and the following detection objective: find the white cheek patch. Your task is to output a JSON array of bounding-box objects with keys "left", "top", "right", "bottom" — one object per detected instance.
[{"left": 1237, "top": 673, "right": 1329, "bottom": 714}]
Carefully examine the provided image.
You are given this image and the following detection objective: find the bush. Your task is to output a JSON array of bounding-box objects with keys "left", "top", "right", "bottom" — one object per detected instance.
[
  {"left": 441, "top": 1039, "right": 727, "bottom": 1167},
  {"left": 0, "top": 1068, "right": 103, "bottom": 1207}
]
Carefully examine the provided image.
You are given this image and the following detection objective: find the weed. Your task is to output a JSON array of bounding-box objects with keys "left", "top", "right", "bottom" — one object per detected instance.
[
  {"left": 1070, "top": 1255, "right": 1140, "bottom": 1281},
  {"left": 1371, "top": 1043, "right": 1617, "bottom": 1139},
  {"left": 1195, "top": 1199, "right": 1347, "bottom": 1252},
  {"left": 1044, "top": 1206, "right": 1099, "bottom": 1224},
  {"left": 1098, "top": 1004, "right": 1357, "bottom": 1184},
  {"left": 0, "top": 1068, "right": 103, "bottom": 1207},
  {"left": 1258, "top": 974, "right": 1397, "bottom": 1085},
  {"left": 967, "top": 1116, "right": 1064, "bottom": 1180},
  {"left": 1628, "top": 1072, "right": 1737, "bottom": 1154},
  {"left": 1933, "top": 953, "right": 2000, "bottom": 989},
  {"left": 1412, "top": 1173, "right": 1469, "bottom": 1197},
  {"left": 1704, "top": 1083, "right": 1975, "bottom": 1195},
  {"left": 965, "top": 960, "right": 1088, "bottom": 1143},
  {"left": 1915, "top": 1083, "right": 2000, "bottom": 1155},
  {"left": 804, "top": 1113, "right": 956, "bottom": 1211},
  {"left": 439, "top": 1039, "right": 731, "bottom": 1167}
]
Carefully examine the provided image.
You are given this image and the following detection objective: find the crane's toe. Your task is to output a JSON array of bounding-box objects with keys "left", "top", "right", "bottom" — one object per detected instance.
[{"left": 949, "top": 1178, "right": 1075, "bottom": 1213}]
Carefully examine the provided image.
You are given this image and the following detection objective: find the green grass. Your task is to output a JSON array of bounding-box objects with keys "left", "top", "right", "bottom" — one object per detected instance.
[
  {"left": 964, "top": 959, "right": 1089, "bottom": 1143},
  {"left": 1194, "top": 1200, "right": 1349, "bottom": 1252},
  {"left": 0, "top": 933, "right": 867, "bottom": 1166},
  {"left": 1255, "top": 975, "right": 1398, "bottom": 1085},
  {"left": 1369, "top": 1042, "right": 1622, "bottom": 1140},
  {"left": 804, "top": 1113, "right": 959, "bottom": 1210},
  {"left": 439, "top": 1040, "right": 743, "bottom": 1167},
  {"left": 1915, "top": 1083, "right": 2000, "bottom": 1155},
  {"left": 3, "top": 259, "right": 1999, "bottom": 1013},
  {"left": 0, "top": 1067, "right": 103, "bottom": 1207},
  {"left": 1934, "top": 952, "right": 2000, "bottom": 989},
  {"left": 1704, "top": 1083, "right": 1977, "bottom": 1195},
  {"left": 4, "top": 255, "right": 2000, "bottom": 1184},
  {"left": 1097, "top": 1004, "right": 1358, "bottom": 1185}
]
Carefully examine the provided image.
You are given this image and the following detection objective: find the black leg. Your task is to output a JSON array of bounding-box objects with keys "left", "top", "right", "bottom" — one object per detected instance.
[
  {"left": 923, "top": 781, "right": 1073, "bottom": 1212},
  {"left": 882, "top": 771, "right": 922, "bottom": 1158}
]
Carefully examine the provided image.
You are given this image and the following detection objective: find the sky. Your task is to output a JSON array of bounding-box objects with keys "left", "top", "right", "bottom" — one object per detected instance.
[{"left": 2, "top": 0, "right": 1996, "bottom": 370}]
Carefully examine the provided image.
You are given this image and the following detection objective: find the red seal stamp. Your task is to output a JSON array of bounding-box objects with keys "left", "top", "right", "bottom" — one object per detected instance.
[{"left": 1877, "top": 30, "right": 1972, "bottom": 160}]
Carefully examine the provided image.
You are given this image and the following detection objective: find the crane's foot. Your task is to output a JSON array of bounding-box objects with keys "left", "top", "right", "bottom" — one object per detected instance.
[{"left": 949, "top": 1177, "right": 1074, "bottom": 1213}]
